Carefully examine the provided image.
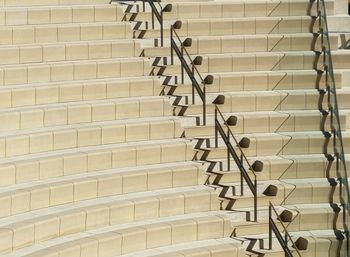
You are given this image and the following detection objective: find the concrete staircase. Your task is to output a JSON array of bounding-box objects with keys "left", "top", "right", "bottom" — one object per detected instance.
[{"left": 0, "top": 0, "right": 349, "bottom": 257}]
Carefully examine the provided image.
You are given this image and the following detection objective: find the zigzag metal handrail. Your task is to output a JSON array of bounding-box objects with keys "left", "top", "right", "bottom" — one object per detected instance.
[
  {"left": 145, "top": 0, "right": 172, "bottom": 46},
  {"left": 112, "top": 0, "right": 171, "bottom": 46},
  {"left": 317, "top": 0, "right": 350, "bottom": 250},
  {"left": 269, "top": 202, "right": 302, "bottom": 257},
  {"left": 170, "top": 24, "right": 211, "bottom": 125},
  {"left": 213, "top": 103, "right": 258, "bottom": 222}
]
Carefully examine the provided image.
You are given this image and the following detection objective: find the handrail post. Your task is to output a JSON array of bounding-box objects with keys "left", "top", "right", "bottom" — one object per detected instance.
[
  {"left": 254, "top": 178, "right": 257, "bottom": 222},
  {"left": 181, "top": 45, "right": 184, "bottom": 84},
  {"left": 269, "top": 203, "right": 273, "bottom": 250},
  {"left": 215, "top": 106, "right": 218, "bottom": 148},
  {"left": 240, "top": 153, "right": 244, "bottom": 196},
  {"left": 191, "top": 64, "right": 195, "bottom": 105},
  {"left": 160, "top": 9, "right": 164, "bottom": 47},
  {"left": 227, "top": 130, "right": 231, "bottom": 171},
  {"left": 285, "top": 232, "right": 288, "bottom": 257},
  {"left": 170, "top": 26, "right": 174, "bottom": 65},
  {"left": 151, "top": 5, "right": 154, "bottom": 29},
  {"left": 203, "top": 83, "right": 206, "bottom": 126}
]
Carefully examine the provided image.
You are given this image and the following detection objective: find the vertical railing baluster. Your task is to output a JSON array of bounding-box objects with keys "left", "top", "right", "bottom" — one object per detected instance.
[
  {"left": 227, "top": 130, "right": 230, "bottom": 171},
  {"left": 203, "top": 83, "right": 206, "bottom": 126},
  {"left": 160, "top": 9, "right": 163, "bottom": 46},
  {"left": 215, "top": 107, "right": 218, "bottom": 148},
  {"left": 254, "top": 178, "right": 257, "bottom": 222},
  {"left": 269, "top": 203, "right": 272, "bottom": 250},
  {"left": 181, "top": 45, "right": 184, "bottom": 84},
  {"left": 240, "top": 153, "right": 244, "bottom": 196},
  {"left": 170, "top": 26, "right": 174, "bottom": 65},
  {"left": 192, "top": 64, "right": 195, "bottom": 104},
  {"left": 151, "top": 7, "right": 154, "bottom": 29}
]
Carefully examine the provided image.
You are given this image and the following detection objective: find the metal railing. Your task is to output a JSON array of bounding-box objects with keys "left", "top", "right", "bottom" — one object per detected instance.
[
  {"left": 113, "top": 0, "right": 171, "bottom": 46},
  {"left": 145, "top": 0, "right": 171, "bottom": 46},
  {"left": 170, "top": 23, "right": 212, "bottom": 125},
  {"left": 213, "top": 103, "right": 259, "bottom": 222},
  {"left": 317, "top": 0, "right": 350, "bottom": 252},
  {"left": 268, "top": 202, "right": 302, "bottom": 257}
]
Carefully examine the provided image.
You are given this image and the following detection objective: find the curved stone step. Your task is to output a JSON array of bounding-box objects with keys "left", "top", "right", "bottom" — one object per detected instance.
[
  {"left": 162, "top": 70, "right": 344, "bottom": 95},
  {"left": 184, "top": 110, "right": 347, "bottom": 137},
  {"left": 0, "top": 161, "right": 204, "bottom": 217},
  {"left": 0, "top": 76, "right": 162, "bottom": 109},
  {"left": 1, "top": 0, "right": 112, "bottom": 7},
  {"left": 122, "top": 0, "right": 334, "bottom": 22},
  {"left": 0, "top": 4, "right": 123, "bottom": 26},
  {"left": 143, "top": 33, "right": 339, "bottom": 58},
  {"left": 0, "top": 57, "right": 151, "bottom": 86},
  {"left": 193, "top": 130, "right": 350, "bottom": 159},
  {"left": 0, "top": 21, "right": 132, "bottom": 46},
  {"left": 0, "top": 185, "right": 219, "bottom": 255},
  {"left": 173, "top": 88, "right": 350, "bottom": 116},
  {"left": 204, "top": 154, "right": 348, "bottom": 183},
  {"left": 0, "top": 117, "right": 182, "bottom": 158},
  {"left": 0, "top": 96, "right": 173, "bottom": 133},
  {"left": 0, "top": 39, "right": 142, "bottom": 65},
  {"left": 0, "top": 138, "right": 194, "bottom": 186}
]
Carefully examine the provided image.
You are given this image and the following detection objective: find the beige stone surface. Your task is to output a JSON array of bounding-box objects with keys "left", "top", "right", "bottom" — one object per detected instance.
[{"left": 0, "top": 1, "right": 346, "bottom": 257}]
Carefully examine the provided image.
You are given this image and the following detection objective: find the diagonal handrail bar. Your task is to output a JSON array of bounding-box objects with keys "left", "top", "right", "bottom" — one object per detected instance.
[
  {"left": 215, "top": 106, "right": 255, "bottom": 175},
  {"left": 214, "top": 104, "right": 258, "bottom": 221},
  {"left": 269, "top": 202, "right": 302, "bottom": 257},
  {"left": 316, "top": 0, "right": 350, "bottom": 250},
  {"left": 170, "top": 24, "right": 208, "bottom": 125},
  {"left": 171, "top": 27, "right": 205, "bottom": 84}
]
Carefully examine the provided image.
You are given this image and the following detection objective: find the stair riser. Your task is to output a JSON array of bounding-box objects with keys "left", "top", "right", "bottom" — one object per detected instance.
[
  {"left": 0, "top": 141, "right": 194, "bottom": 186},
  {"left": 0, "top": 98, "right": 173, "bottom": 133},
  {"left": 174, "top": 91, "right": 350, "bottom": 116},
  {"left": 0, "top": 79, "right": 162, "bottom": 109},
  {"left": 157, "top": 53, "right": 350, "bottom": 77},
  {"left": 0, "top": 190, "right": 219, "bottom": 255},
  {"left": 206, "top": 157, "right": 341, "bottom": 183},
  {"left": 194, "top": 135, "right": 350, "bottom": 159},
  {"left": 0, "top": 165, "right": 203, "bottom": 217},
  {"left": 0, "top": 41, "right": 142, "bottom": 65},
  {"left": 135, "top": 17, "right": 319, "bottom": 41},
  {"left": 1, "top": 0, "right": 113, "bottom": 7},
  {"left": 0, "top": 120, "right": 182, "bottom": 158},
  {"left": 0, "top": 23, "right": 133, "bottom": 46},
  {"left": 0, "top": 59, "right": 152, "bottom": 87},
  {"left": 125, "top": 1, "right": 334, "bottom": 22},
  {"left": 0, "top": 6, "right": 123, "bottom": 26},
  {"left": 163, "top": 72, "right": 343, "bottom": 95},
  {"left": 143, "top": 35, "right": 339, "bottom": 58},
  {"left": 184, "top": 113, "right": 347, "bottom": 137}
]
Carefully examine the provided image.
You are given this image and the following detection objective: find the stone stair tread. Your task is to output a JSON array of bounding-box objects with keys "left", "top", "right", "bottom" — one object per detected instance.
[
  {"left": 0, "top": 75, "right": 157, "bottom": 90},
  {"left": 0, "top": 95, "right": 166, "bottom": 113},
  {"left": 0, "top": 137, "right": 190, "bottom": 163},
  {"left": 1, "top": 210, "right": 229, "bottom": 257},
  {"left": 2, "top": 4, "right": 114, "bottom": 9},
  {"left": 0, "top": 38, "right": 139, "bottom": 48},
  {"left": 119, "top": 238, "right": 244, "bottom": 257},
  {"left": 0, "top": 56, "right": 149, "bottom": 68},
  {"left": 0, "top": 160, "right": 202, "bottom": 193},
  {"left": 0, "top": 20, "right": 128, "bottom": 29},
  {"left": 0, "top": 116, "right": 180, "bottom": 137},
  {"left": 0, "top": 184, "right": 214, "bottom": 226}
]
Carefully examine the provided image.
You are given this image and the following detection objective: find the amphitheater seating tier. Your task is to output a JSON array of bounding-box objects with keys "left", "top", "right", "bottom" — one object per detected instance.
[{"left": 0, "top": 0, "right": 348, "bottom": 257}]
